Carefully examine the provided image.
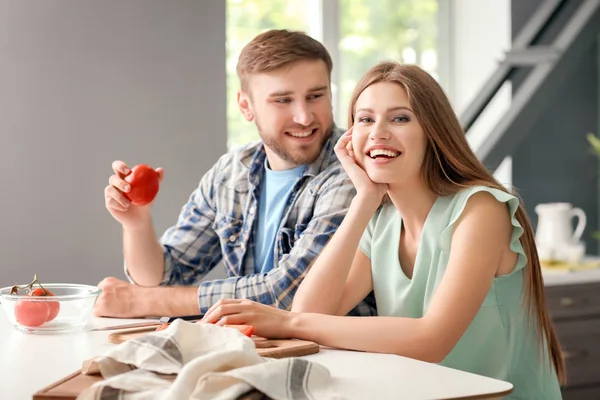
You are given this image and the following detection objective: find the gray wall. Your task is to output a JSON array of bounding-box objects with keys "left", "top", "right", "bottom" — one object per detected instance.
[
  {"left": 0, "top": 1, "right": 227, "bottom": 286},
  {"left": 511, "top": 0, "right": 600, "bottom": 253}
]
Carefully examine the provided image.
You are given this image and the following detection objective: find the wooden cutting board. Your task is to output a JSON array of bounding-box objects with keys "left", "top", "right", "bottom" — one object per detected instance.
[
  {"left": 108, "top": 326, "right": 319, "bottom": 359},
  {"left": 33, "top": 370, "right": 268, "bottom": 400},
  {"left": 33, "top": 330, "right": 319, "bottom": 399}
]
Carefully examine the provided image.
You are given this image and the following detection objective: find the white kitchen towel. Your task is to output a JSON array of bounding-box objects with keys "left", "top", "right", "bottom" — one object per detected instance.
[{"left": 77, "top": 319, "right": 342, "bottom": 400}]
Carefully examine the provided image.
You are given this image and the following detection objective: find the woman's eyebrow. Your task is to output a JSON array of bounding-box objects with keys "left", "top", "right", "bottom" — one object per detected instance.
[{"left": 356, "top": 106, "right": 413, "bottom": 113}]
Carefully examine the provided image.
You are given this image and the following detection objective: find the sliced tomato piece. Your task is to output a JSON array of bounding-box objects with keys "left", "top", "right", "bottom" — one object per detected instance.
[
  {"left": 154, "top": 322, "right": 255, "bottom": 338},
  {"left": 225, "top": 324, "right": 254, "bottom": 337},
  {"left": 155, "top": 322, "right": 170, "bottom": 331}
]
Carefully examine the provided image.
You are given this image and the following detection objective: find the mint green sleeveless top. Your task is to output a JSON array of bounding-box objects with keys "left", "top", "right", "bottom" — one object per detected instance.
[{"left": 359, "top": 186, "right": 561, "bottom": 399}]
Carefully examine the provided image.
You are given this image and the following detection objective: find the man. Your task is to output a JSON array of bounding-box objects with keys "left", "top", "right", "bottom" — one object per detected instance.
[{"left": 97, "top": 29, "right": 376, "bottom": 318}]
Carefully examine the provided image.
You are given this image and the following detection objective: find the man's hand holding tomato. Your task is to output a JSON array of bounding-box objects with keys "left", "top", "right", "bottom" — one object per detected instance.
[
  {"left": 100, "top": 161, "right": 199, "bottom": 318},
  {"left": 104, "top": 161, "right": 164, "bottom": 230},
  {"left": 100, "top": 160, "right": 198, "bottom": 318}
]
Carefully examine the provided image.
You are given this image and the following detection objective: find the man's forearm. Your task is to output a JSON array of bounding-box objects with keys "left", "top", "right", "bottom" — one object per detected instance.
[
  {"left": 141, "top": 286, "right": 200, "bottom": 316},
  {"left": 123, "top": 221, "right": 165, "bottom": 287}
]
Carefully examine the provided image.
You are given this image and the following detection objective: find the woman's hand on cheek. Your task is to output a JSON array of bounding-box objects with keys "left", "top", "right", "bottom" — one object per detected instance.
[
  {"left": 201, "top": 299, "right": 295, "bottom": 339},
  {"left": 335, "top": 127, "right": 388, "bottom": 204}
]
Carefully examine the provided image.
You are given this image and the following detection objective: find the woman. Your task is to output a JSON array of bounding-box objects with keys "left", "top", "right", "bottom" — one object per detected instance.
[{"left": 202, "top": 61, "right": 565, "bottom": 398}]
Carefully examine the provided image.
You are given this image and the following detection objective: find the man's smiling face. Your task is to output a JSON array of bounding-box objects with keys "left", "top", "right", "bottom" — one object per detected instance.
[{"left": 238, "top": 59, "right": 334, "bottom": 170}]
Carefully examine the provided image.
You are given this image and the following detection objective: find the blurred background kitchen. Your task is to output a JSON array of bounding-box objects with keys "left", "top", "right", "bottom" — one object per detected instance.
[{"left": 0, "top": 1, "right": 598, "bottom": 397}]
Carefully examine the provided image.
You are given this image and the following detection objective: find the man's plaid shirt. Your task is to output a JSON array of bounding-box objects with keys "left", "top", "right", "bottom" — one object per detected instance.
[{"left": 143, "top": 127, "right": 377, "bottom": 316}]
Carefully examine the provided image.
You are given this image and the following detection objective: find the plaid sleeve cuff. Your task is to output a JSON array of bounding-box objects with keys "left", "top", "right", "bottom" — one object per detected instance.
[
  {"left": 197, "top": 276, "right": 240, "bottom": 314},
  {"left": 159, "top": 250, "right": 174, "bottom": 286}
]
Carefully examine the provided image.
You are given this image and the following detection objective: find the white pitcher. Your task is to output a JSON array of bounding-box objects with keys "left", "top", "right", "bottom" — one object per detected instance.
[{"left": 535, "top": 202, "right": 586, "bottom": 262}]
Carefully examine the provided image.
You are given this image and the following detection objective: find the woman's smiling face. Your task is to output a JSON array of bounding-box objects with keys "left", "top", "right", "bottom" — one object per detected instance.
[{"left": 351, "top": 81, "right": 428, "bottom": 186}]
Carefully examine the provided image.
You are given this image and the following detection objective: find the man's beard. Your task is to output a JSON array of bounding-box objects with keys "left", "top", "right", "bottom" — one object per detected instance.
[{"left": 256, "top": 120, "right": 334, "bottom": 167}]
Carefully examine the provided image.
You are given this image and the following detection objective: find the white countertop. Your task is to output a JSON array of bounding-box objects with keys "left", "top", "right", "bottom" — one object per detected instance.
[
  {"left": 542, "top": 255, "right": 600, "bottom": 286},
  {"left": 0, "top": 312, "right": 513, "bottom": 400},
  {"left": 543, "top": 267, "right": 600, "bottom": 286}
]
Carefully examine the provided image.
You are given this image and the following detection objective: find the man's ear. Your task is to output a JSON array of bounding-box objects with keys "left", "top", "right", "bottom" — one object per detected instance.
[{"left": 237, "top": 91, "right": 254, "bottom": 122}]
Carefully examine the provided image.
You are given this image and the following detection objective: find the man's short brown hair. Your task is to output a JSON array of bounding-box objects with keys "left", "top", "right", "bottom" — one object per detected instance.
[{"left": 236, "top": 29, "right": 333, "bottom": 92}]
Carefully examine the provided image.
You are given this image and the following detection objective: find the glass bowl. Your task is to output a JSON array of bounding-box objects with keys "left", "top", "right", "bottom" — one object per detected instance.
[{"left": 0, "top": 283, "right": 100, "bottom": 334}]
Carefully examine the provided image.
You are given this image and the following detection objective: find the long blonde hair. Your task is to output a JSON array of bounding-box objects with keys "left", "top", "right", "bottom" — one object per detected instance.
[{"left": 348, "top": 61, "right": 565, "bottom": 383}]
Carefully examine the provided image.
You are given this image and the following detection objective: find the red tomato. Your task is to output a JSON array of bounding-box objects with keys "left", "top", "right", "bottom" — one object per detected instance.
[
  {"left": 124, "top": 164, "right": 160, "bottom": 206},
  {"left": 225, "top": 324, "right": 255, "bottom": 337},
  {"left": 14, "top": 300, "right": 50, "bottom": 327},
  {"left": 29, "top": 287, "right": 60, "bottom": 322},
  {"left": 155, "top": 322, "right": 170, "bottom": 331},
  {"left": 155, "top": 323, "right": 255, "bottom": 338}
]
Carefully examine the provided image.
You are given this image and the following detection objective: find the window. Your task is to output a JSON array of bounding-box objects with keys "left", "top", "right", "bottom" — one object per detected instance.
[
  {"left": 337, "top": 0, "right": 438, "bottom": 126},
  {"left": 226, "top": 0, "right": 439, "bottom": 149},
  {"left": 226, "top": 0, "right": 317, "bottom": 149}
]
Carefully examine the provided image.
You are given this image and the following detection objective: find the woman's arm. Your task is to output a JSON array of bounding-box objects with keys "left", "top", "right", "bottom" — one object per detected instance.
[
  {"left": 292, "top": 195, "right": 377, "bottom": 315},
  {"left": 335, "top": 248, "right": 374, "bottom": 315},
  {"left": 290, "top": 128, "right": 387, "bottom": 315},
  {"left": 289, "top": 192, "right": 512, "bottom": 362}
]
